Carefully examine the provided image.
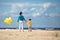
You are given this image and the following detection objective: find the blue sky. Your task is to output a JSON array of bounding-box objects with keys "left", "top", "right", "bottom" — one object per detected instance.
[{"left": 0, "top": 0, "right": 60, "bottom": 29}]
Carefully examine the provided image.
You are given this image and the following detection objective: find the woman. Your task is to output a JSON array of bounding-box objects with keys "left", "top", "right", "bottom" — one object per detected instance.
[{"left": 17, "top": 12, "right": 26, "bottom": 32}]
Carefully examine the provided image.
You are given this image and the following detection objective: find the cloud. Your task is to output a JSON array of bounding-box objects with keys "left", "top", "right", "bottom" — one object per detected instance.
[
  {"left": 42, "top": 3, "right": 52, "bottom": 8},
  {"left": 45, "top": 13, "right": 49, "bottom": 16},
  {"left": 0, "top": 2, "right": 56, "bottom": 17},
  {"left": 49, "top": 14, "right": 60, "bottom": 17},
  {"left": 30, "top": 8, "right": 36, "bottom": 11},
  {"left": 45, "top": 13, "right": 60, "bottom": 17},
  {"left": 33, "top": 13, "right": 40, "bottom": 17},
  {"left": 0, "top": 2, "right": 56, "bottom": 8},
  {"left": 10, "top": 4, "right": 16, "bottom": 13},
  {"left": 22, "top": 8, "right": 28, "bottom": 12},
  {"left": 10, "top": 13, "right": 19, "bottom": 18}
]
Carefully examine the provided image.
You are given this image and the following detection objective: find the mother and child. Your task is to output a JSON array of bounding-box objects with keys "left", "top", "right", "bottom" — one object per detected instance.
[{"left": 17, "top": 12, "right": 32, "bottom": 32}]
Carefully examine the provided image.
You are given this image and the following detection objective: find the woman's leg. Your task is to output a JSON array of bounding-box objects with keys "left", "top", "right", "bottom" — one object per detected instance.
[
  {"left": 19, "top": 21, "right": 21, "bottom": 31},
  {"left": 21, "top": 21, "right": 24, "bottom": 32},
  {"left": 19, "top": 21, "right": 24, "bottom": 32}
]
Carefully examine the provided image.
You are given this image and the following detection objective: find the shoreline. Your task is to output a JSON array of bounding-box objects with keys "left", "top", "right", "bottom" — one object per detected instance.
[{"left": 0, "top": 29, "right": 60, "bottom": 32}]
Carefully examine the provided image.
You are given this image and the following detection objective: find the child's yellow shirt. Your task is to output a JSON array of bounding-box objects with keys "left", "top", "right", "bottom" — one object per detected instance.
[{"left": 27, "top": 21, "right": 32, "bottom": 27}]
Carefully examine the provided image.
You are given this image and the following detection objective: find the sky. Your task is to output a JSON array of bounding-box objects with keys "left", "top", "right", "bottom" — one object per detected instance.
[{"left": 0, "top": 0, "right": 60, "bottom": 29}]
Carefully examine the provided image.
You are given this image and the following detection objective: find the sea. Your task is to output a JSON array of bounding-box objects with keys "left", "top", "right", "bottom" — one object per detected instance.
[{"left": 0, "top": 27, "right": 60, "bottom": 30}]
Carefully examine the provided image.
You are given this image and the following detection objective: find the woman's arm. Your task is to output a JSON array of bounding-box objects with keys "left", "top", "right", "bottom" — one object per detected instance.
[
  {"left": 23, "top": 16, "right": 27, "bottom": 22},
  {"left": 17, "top": 16, "right": 20, "bottom": 22}
]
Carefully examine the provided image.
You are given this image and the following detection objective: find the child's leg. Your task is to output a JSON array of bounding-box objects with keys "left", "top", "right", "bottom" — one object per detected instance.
[
  {"left": 28, "top": 27, "right": 32, "bottom": 32},
  {"left": 30, "top": 28, "right": 32, "bottom": 32},
  {"left": 28, "top": 26, "right": 29, "bottom": 32}
]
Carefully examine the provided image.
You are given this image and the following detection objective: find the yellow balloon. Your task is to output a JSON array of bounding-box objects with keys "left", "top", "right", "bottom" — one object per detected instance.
[{"left": 4, "top": 17, "right": 12, "bottom": 25}]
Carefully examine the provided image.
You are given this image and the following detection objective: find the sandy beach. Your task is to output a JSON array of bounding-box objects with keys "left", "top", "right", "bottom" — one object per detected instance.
[{"left": 0, "top": 30, "right": 60, "bottom": 40}]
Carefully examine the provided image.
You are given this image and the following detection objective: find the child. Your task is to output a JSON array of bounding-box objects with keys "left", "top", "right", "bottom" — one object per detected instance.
[
  {"left": 27, "top": 19, "right": 32, "bottom": 32},
  {"left": 17, "top": 12, "right": 26, "bottom": 32}
]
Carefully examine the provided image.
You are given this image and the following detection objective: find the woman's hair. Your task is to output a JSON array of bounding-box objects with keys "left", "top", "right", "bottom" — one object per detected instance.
[{"left": 19, "top": 12, "right": 22, "bottom": 15}]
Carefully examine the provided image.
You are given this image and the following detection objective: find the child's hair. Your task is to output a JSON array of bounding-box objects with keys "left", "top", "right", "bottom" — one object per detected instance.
[
  {"left": 19, "top": 12, "right": 22, "bottom": 15},
  {"left": 29, "top": 19, "right": 31, "bottom": 21}
]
